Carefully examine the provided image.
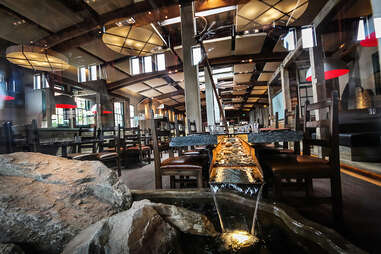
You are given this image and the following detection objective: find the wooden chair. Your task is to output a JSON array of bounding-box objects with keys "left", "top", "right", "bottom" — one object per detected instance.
[
  {"left": 123, "top": 127, "right": 151, "bottom": 163},
  {"left": 67, "top": 128, "right": 98, "bottom": 161},
  {"left": 96, "top": 126, "right": 121, "bottom": 176},
  {"left": 266, "top": 91, "right": 342, "bottom": 219}
]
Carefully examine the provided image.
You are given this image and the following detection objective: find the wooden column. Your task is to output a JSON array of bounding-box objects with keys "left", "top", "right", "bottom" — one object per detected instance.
[
  {"left": 150, "top": 107, "right": 162, "bottom": 189},
  {"left": 96, "top": 93, "right": 102, "bottom": 129},
  {"left": 124, "top": 99, "right": 130, "bottom": 128},
  {"left": 309, "top": 29, "right": 327, "bottom": 102},
  {"left": 267, "top": 85, "right": 273, "bottom": 125},
  {"left": 180, "top": 1, "right": 202, "bottom": 132},
  {"left": 281, "top": 64, "right": 292, "bottom": 111},
  {"left": 204, "top": 69, "right": 215, "bottom": 127}
]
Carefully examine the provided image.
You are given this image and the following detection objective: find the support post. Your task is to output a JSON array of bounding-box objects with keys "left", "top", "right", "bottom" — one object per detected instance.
[
  {"left": 96, "top": 93, "right": 102, "bottom": 129},
  {"left": 371, "top": 0, "right": 381, "bottom": 78},
  {"left": 151, "top": 108, "right": 162, "bottom": 189},
  {"left": 180, "top": 2, "right": 202, "bottom": 132},
  {"left": 281, "top": 65, "right": 292, "bottom": 111},
  {"left": 204, "top": 69, "right": 215, "bottom": 127}
]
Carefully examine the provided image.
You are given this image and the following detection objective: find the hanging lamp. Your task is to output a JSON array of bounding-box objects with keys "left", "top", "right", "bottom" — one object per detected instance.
[
  {"left": 306, "top": 58, "right": 349, "bottom": 82},
  {"left": 360, "top": 31, "right": 378, "bottom": 47},
  {"left": 6, "top": 45, "right": 69, "bottom": 71},
  {"left": 55, "top": 95, "right": 77, "bottom": 109},
  {"left": 0, "top": 95, "right": 15, "bottom": 101},
  {"left": 91, "top": 104, "right": 113, "bottom": 114}
]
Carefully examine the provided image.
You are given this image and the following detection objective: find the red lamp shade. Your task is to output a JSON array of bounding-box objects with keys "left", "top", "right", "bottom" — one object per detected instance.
[
  {"left": 91, "top": 104, "right": 112, "bottom": 114},
  {"left": 0, "top": 95, "right": 15, "bottom": 101},
  {"left": 55, "top": 95, "right": 77, "bottom": 109},
  {"left": 306, "top": 58, "right": 349, "bottom": 82},
  {"left": 360, "top": 32, "right": 378, "bottom": 47}
]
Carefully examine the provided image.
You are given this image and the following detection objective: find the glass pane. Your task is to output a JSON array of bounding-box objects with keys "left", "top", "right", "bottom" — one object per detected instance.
[
  {"left": 90, "top": 65, "right": 97, "bottom": 81},
  {"left": 131, "top": 58, "right": 140, "bottom": 75},
  {"left": 144, "top": 56, "right": 152, "bottom": 73},
  {"left": 156, "top": 53, "right": 165, "bottom": 71}
]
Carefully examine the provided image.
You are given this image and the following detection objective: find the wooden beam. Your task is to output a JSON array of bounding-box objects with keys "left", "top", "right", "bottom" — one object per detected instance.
[
  {"left": 268, "top": 0, "right": 343, "bottom": 86},
  {"left": 108, "top": 71, "right": 168, "bottom": 91},
  {"left": 155, "top": 90, "right": 184, "bottom": 100}
]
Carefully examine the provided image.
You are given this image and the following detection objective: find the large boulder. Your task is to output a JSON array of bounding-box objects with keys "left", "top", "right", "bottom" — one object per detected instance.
[
  {"left": 63, "top": 199, "right": 217, "bottom": 254},
  {"left": 0, "top": 152, "right": 132, "bottom": 254},
  {"left": 0, "top": 244, "right": 25, "bottom": 254}
]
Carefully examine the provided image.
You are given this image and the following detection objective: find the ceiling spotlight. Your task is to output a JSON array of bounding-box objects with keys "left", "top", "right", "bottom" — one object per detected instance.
[
  {"left": 254, "top": 29, "right": 259, "bottom": 33},
  {"left": 244, "top": 30, "right": 249, "bottom": 35}
]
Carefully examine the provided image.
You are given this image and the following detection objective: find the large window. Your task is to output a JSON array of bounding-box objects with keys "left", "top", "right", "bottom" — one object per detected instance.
[
  {"left": 144, "top": 56, "right": 153, "bottom": 73},
  {"left": 89, "top": 64, "right": 98, "bottom": 81},
  {"left": 114, "top": 102, "right": 124, "bottom": 127},
  {"left": 52, "top": 108, "right": 68, "bottom": 127},
  {"left": 33, "top": 74, "right": 49, "bottom": 90},
  {"left": 156, "top": 53, "right": 166, "bottom": 71},
  {"left": 75, "top": 98, "right": 93, "bottom": 126},
  {"left": 78, "top": 66, "right": 87, "bottom": 82},
  {"left": 131, "top": 58, "right": 140, "bottom": 75},
  {"left": 130, "top": 104, "right": 137, "bottom": 127}
]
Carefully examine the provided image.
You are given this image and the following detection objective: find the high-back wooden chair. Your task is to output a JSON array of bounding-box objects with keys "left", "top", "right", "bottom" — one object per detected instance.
[{"left": 267, "top": 91, "right": 342, "bottom": 219}]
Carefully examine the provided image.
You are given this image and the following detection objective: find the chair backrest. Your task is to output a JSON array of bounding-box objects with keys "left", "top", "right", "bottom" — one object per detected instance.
[
  {"left": 77, "top": 127, "right": 97, "bottom": 153},
  {"left": 124, "top": 127, "right": 141, "bottom": 149},
  {"left": 283, "top": 104, "right": 299, "bottom": 150},
  {"left": 303, "top": 91, "right": 339, "bottom": 167}
]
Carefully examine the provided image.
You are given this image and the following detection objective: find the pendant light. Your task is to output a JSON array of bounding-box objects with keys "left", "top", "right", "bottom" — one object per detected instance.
[
  {"left": 6, "top": 45, "right": 69, "bottom": 71},
  {"left": 55, "top": 95, "right": 77, "bottom": 109},
  {"left": 357, "top": 17, "right": 378, "bottom": 47},
  {"left": 306, "top": 58, "right": 349, "bottom": 82},
  {"left": 0, "top": 95, "right": 15, "bottom": 101},
  {"left": 91, "top": 104, "right": 113, "bottom": 114}
]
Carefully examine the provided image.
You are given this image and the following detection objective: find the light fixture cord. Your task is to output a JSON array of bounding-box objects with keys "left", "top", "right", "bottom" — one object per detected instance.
[{"left": 286, "top": 0, "right": 301, "bottom": 27}]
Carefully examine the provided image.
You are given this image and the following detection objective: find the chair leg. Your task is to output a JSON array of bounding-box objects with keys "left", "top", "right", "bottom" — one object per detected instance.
[
  {"left": 305, "top": 177, "right": 313, "bottom": 197},
  {"left": 116, "top": 157, "right": 121, "bottom": 177},
  {"left": 180, "top": 176, "right": 184, "bottom": 188},
  {"left": 197, "top": 170, "right": 203, "bottom": 188},
  {"left": 331, "top": 175, "right": 343, "bottom": 220},
  {"left": 170, "top": 176, "right": 175, "bottom": 189},
  {"left": 273, "top": 175, "right": 282, "bottom": 200}
]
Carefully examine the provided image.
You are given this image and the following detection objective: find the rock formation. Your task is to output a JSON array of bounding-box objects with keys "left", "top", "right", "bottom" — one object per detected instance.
[
  {"left": 0, "top": 152, "right": 132, "bottom": 254},
  {"left": 63, "top": 199, "right": 217, "bottom": 254}
]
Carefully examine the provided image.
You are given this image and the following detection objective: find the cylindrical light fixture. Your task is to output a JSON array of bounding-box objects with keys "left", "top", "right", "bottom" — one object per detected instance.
[
  {"left": 306, "top": 58, "right": 349, "bottom": 82},
  {"left": 6, "top": 45, "right": 69, "bottom": 71},
  {"left": 55, "top": 95, "right": 77, "bottom": 109}
]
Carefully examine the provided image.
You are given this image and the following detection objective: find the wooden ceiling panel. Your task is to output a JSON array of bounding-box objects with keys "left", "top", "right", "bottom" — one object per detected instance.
[
  {"left": 145, "top": 78, "right": 167, "bottom": 87},
  {"left": 235, "top": 34, "right": 266, "bottom": 55},
  {"left": 234, "top": 73, "right": 252, "bottom": 83},
  {"left": 234, "top": 63, "right": 255, "bottom": 73},
  {"left": 156, "top": 85, "right": 177, "bottom": 94},
  {"left": 126, "top": 82, "right": 150, "bottom": 92},
  {"left": 258, "top": 72, "right": 273, "bottom": 82},
  {"left": 0, "top": 9, "right": 49, "bottom": 43},
  {"left": 0, "top": 0, "right": 84, "bottom": 33},
  {"left": 263, "top": 62, "right": 281, "bottom": 71},
  {"left": 85, "top": 0, "right": 134, "bottom": 15},
  {"left": 140, "top": 89, "right": 162, "bottom": 98},
  {"left": 169, "top": 72, "right": 184, "bottom": 82},
  {"left": 81, "top": 38, "right": 124, "bottom": 62}
]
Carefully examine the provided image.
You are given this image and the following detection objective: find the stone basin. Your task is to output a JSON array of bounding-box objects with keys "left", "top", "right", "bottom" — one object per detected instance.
[{"left": 131, "top": 189, "right": 365, "bottom": 254}]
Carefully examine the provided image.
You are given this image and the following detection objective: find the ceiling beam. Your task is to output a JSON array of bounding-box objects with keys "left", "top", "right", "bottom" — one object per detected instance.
[
  {"left": 155, "top": 90, "right": 184, "bottom": 100},
  {"left": 108, "top": 71, "right": 168, "bottom": 91}
]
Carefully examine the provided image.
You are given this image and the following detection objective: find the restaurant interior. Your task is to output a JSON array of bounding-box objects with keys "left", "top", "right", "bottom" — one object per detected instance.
[{"left": 0, "top": 0, "right": 381, "bottom": 253}]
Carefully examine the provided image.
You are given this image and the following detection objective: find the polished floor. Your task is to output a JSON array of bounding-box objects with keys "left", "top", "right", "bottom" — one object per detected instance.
[{"left": 120, "top": 154, "right": 381, "bottom": 253}]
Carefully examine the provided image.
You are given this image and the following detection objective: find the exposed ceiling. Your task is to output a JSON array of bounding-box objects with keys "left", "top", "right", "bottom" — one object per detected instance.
[{"left": 0, "top": 0, "right": 334, "bottom": 113}]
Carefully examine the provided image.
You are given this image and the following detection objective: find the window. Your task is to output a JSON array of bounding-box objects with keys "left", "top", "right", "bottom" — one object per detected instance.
[
  {"left": 89, "top": 65, "right": 98, "bottom": 81},
  {"left": 33, "top": 74, "right": 49, "bottom": 90},
  {"left": 78, "top": 66, "right": 87, "bottom": 82},
  {"left": 144, "top": 56, "right": 153, "bottom": 73},
  {"left": 131, "top": 58, "right": 140, "bottom": 75},
  {"left": 191, "top": 45, "right": 202, "bottom": 65},
  {"left": 156, "top": 53, "right": 166, "bottom": 71},
  {"left": 52, "top": 108, "right": 69, "bottom": 127},
  {"left": 299, "top": 85, "right": 314, "bottom": 116},
  {"left": 75, "top": 98, "right": 93, "bottom": 126},
  {"left": 130, "top": 104, "right": 137, "bottom": 127},
  {"left": 301, "top": 25, "right": 316, "bottom": 49},
  {"left": 114, "top": 102, "right": 124, "bottom": 127}
]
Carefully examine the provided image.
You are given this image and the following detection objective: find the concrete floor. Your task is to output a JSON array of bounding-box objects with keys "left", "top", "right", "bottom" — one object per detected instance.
[{"left": 120, "top": 153, "right": 171, "bottom": 190}]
